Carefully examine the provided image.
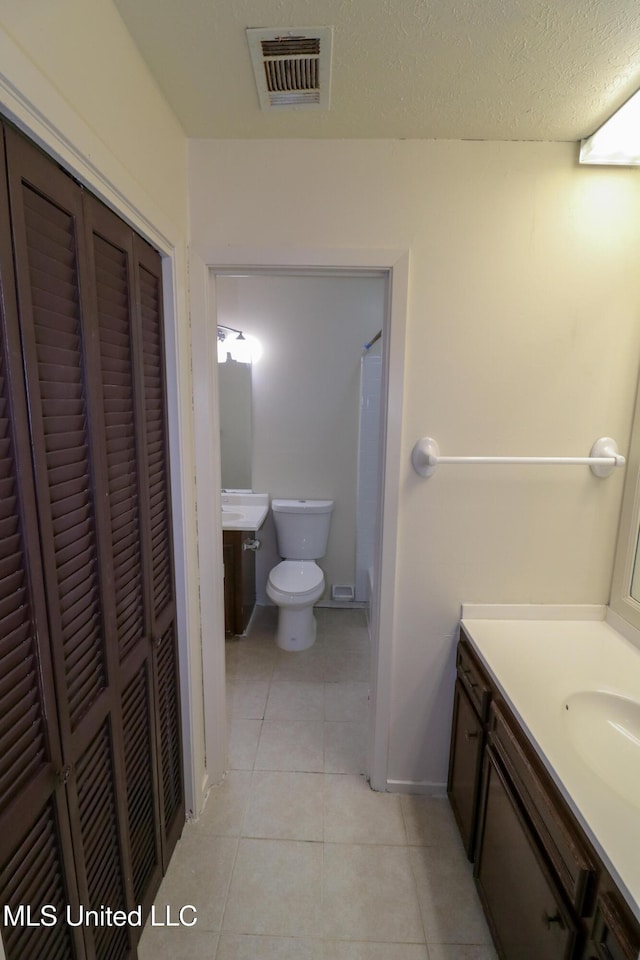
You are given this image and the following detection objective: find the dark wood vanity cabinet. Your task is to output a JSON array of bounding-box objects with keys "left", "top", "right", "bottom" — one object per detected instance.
[
  {"left": 448, "top": 628, "right": 640, "bottom": 960},
  {"left": 447, "top": 640, "right": 491, "bottom": 858},
  {"left": 475, "top": 702, "right": 592, "bottom": 960},
  {"left": 223, "top": 530, "right": 257, "bottom": 635},
  {"left": 581, "top": 891, "right": 640, "bottom": 960},
  {"left": 476, "top": 745, "right": 578, "bottom": 960}
]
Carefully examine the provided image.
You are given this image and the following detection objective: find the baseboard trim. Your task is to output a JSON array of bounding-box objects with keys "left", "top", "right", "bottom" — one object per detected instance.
[{"left": 384, "top": 779, "right": 448, "bottom": 796}]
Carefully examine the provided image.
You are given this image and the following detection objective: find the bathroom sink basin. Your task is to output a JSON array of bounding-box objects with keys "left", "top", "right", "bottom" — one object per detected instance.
[
  {"left": 221, "top": 509, "right": 244, "bottom": 522},
  {"left": 220, "top": 492, "right": 269, "bottom": 531},
  {"left": 562, "top": 690, "right": 640, "bottom": 808}
]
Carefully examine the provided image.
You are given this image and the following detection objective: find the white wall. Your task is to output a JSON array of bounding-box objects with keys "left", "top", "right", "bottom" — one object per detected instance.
[
  {"left": 0, "top": 1, "right": 207, "bottom": 810},
  {"left": 190, "top": 138, "right": 640, "bottom": 788},
  {"left": 216, "top": 273, "right": 386, "bottom": 602}
]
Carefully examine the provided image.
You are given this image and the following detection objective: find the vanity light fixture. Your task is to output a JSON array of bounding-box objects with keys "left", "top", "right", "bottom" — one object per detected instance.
[
  {"left": 580, "top": 89, "right": 640, "bottom": 165},
  {"left": 217, "top": 324, "right": 246, "bottom": 342},
  {"left": 217, "top": 325, "right": 262, "bottom": 364}
]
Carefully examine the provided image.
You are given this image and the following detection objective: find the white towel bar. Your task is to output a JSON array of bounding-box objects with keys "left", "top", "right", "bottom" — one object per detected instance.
[{"left": 411, "top": 437, "right": 625, "bottom": 479}]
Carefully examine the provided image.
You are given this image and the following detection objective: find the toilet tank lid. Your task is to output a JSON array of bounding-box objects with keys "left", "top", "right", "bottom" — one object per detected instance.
[{"left": 272, "top": 498, "right": 334, "bottom": 514}]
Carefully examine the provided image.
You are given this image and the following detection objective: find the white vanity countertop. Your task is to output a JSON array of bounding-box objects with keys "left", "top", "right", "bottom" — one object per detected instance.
[{"left": 460, "top": 606, "right": 640, "bottom": 923}]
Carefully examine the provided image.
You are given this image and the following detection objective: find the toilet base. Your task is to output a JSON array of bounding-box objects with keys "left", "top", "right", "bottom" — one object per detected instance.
[{"left": 275, "top": 605, "right": 317, "bottom": 652}]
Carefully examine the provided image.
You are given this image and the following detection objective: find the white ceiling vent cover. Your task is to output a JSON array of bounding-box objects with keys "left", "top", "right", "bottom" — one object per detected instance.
[{"left": 247, "top": 27, "right": 332, "bottom": 111}]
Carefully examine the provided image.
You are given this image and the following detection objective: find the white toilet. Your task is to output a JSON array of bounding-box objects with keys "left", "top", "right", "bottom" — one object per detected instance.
[{"left": 267, "top": 498, "right": 334, "bottom": 652}]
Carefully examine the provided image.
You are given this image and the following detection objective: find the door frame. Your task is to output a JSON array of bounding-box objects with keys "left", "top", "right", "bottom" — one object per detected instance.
[{"left": 190, "top": 246, "right": 409, "bottom": 792}]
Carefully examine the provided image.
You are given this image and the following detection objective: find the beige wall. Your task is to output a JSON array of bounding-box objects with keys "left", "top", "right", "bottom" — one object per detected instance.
[
  {"left": 0, "top": 0, "right": 187, "bottom": 233},
  {"left": 0, "top": 1, "right": 206, "bottom": 809},
  {"left": 190, "top": 138, "right": 640, "bottom": 787}
]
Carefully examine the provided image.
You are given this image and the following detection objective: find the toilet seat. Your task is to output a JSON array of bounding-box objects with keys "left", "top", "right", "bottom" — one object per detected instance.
[{"left": 267, "top": 560, "right": 324, "bottom": 603}]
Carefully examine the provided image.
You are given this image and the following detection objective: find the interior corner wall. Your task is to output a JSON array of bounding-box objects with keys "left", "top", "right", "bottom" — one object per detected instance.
[
  {"left": 0, "top": 1, "right": 206, "bottom": 813},
  {"left": 189, "top": 137, "right": 640, "bottom": 788}
]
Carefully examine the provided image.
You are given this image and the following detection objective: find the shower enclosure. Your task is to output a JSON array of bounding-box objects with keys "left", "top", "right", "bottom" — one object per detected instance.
[{"left": 355, "top": 336, "right": 383, "bottom": 603}]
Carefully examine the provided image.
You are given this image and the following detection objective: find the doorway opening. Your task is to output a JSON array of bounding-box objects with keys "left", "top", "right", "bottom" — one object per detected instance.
[
  {"left": 215, "top": 269, "right": 386, "bottom": 778},
  {"left": 193, "top": 250, "right": 409, "bottom": 797}
]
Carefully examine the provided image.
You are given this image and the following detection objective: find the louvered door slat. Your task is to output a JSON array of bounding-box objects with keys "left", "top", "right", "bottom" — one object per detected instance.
[
  {"left": 0, "top": 546, "right": 22, "bottom": 580},
  {"left": 32, "top": 292, "right": 79, "bottom": 326},
  {"left": 0, "top": 621, "right": 30, "bottom": 671},
  {"left": 0, "top": 581, "right": 24, "bottom": 617},
  {"left": 36, "top": 324, "right": 80, "bottom": 352},
  {"left": 29, "top": 257, "right": 78, "bottom": 300},
  {"left": 51, "top": 487, "right": 89, "bottom": 518},
  {"left": 52, "top": 512, "right": 91, "bottom": 552},
  {"left": 0, "top": 640, "right": 37, "bottom": 700},
  {"left": 101, "top": 328, "right": 130, "bottom": 351},
  {"left": 47, "top": 433, "right": 88, "bottom": 460}
]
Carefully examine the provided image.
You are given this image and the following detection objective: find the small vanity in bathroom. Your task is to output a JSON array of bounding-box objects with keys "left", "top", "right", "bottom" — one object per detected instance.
[
  {"left": 221, "top": 492, "right": 269, "bottom": 636},
  {"left": 448, "top": 607, "right": 640, "bottom": 960}
]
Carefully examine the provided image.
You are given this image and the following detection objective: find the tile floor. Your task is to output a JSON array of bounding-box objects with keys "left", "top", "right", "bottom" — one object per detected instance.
[{"left": 138, "top": 606, "right": 497, "bottom": 960}]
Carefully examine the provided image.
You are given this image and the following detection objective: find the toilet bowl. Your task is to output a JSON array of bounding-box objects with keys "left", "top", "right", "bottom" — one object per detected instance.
[
  {"left": 267, "top": 498, "right": 334, "bottom": 652},
  {"left": 267, "top": 560, "right": 325, "bottom": 651}
]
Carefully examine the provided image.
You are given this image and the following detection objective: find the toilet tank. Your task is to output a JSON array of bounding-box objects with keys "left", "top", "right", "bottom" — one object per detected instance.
[{"left": 271, "top": 499, "right": 334, "bottom": 560}]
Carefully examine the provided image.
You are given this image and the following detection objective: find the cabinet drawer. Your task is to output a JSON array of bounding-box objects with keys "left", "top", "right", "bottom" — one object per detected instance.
[
  {"left": 475, "top": 746, "right": 578, "bottom": 960},
  {"left": 490, "top": 702, "right": 595, "bottom": 914},
  {"left": 457, "top": 635, "right": 491, "bottom": 721}
]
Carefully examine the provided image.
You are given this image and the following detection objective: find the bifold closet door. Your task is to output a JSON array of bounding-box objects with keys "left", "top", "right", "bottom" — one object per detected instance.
[
  {"left": 82, "top": 193, "right": 184, "bottom": 881},
  {"left": 0, "top": 124, "right": 184, "bottom": 959},
  {"left": 5, "top": 125, "right": 134, "bottom": 960},
  {"left": 0, "top": 125, "right": 85, "bottom": 960}
]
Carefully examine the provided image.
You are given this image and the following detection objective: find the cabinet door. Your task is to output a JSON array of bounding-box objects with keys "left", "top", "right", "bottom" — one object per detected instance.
[
  {"left": 240, "top": 537, "right": 256, "bottom": 632},
  {"left": 475, "top": 748, "right": 577, "bottom": 960},
  {"left": 447, "top": 677, "right": 484, "bottom": 858},
  {"left": 583, "top": 893, "right": 640, "bottom": 960},
  {"left": 222, "top": 531, "right": 256, "bottom": 636},
  {"left": 223, "top": 535, "right": 235, "bottom": 635}
]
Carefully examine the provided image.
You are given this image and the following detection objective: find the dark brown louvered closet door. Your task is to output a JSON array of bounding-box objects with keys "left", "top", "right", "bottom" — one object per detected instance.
[
  {"left": 0, "top": 123, "right": 184, "bottom": 960},
  {"left": 132, "top": 236, "right": 183, "bottom": 867},
  {"left": 0, "top": 125, "right": 85, "bottom": 960}
]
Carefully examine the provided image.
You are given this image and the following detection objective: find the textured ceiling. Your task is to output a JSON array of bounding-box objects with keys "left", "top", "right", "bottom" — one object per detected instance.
[{"left": 113, "top": 0, "right": 640, "bottom": 140}]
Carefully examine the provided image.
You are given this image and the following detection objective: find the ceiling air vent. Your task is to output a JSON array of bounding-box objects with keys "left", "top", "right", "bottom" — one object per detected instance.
[{"left": 246, "top": 27, "right": 332, "bottom": 111}]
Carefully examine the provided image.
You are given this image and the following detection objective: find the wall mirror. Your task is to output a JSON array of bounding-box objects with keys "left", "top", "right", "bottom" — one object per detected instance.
[
  {"left": 610, "top": 366, "right": 640, "bottom": 631},
  {"left": 218, "top": 351, "right": 252, "bottom": 490}
]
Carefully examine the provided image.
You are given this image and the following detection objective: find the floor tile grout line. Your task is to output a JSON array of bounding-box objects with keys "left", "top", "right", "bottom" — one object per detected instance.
[
  {"left": 212, "top": 829, "right": 242, "bottom": 950},
  {"left": 407, "top": 840, "right": 433, "bottom": 948}
]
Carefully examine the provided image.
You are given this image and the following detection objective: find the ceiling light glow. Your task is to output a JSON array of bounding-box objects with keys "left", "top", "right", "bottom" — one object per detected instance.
[{"left": 580, "top": 89, "right": 640, "bottom": 166}]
